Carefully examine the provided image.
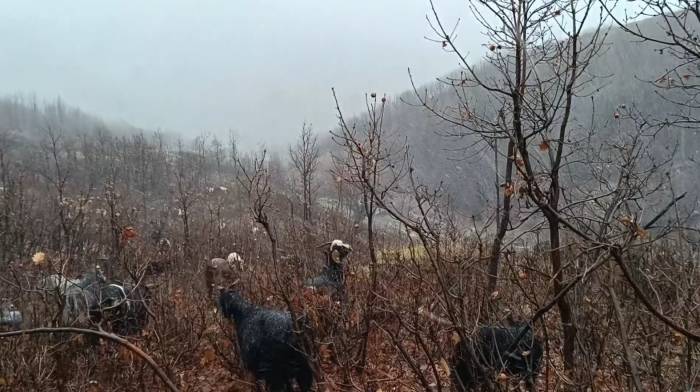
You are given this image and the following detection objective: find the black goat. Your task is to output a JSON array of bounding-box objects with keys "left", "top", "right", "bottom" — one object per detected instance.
[
  {"left": 0, "top": 301, "right": 22, "bottom": 330},
  {"left": 305, "top": 240, "right": 352, "bottom": 298},
  {"left": 452, "top": 323, "right": 543, "bottom": 391},
  {"left": 219, "top": 289, "right": 313, "bottom": 391},
  {"left": 97, "top": 281, "right": 150, "bottom": 336}
]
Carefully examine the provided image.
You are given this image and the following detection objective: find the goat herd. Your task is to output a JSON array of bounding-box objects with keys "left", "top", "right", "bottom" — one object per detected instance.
[{"left": 0, "top": 240, "right": 543, "bottom": 391}]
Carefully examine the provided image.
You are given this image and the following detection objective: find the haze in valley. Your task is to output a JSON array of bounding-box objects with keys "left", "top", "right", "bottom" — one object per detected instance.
[{"left": 0, "top": 0, "right": 478, "bottom": 148}]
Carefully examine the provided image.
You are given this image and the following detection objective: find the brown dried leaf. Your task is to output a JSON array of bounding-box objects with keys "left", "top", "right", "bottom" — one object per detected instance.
[
  {"left": 440, "top": 357, "right": 451, "bottom": 377},
  {"left": 619, "top": 216, "right": 634, "bottom": 227},
  {"left": 518, "top": 186, "right": 528, "bottom": 199},
  {"left": 118, "top": 345, "right": 134, "bottom": 363},
  {"left": 200, "top": 348, "right": 217, "bottom": 365},
  {"left": 636, "top": 227, "right": 649, "bottom": 239},
  {"left": 504, "top": 183, "right": 515, "bottom": 197},
  {"left": 121, "top": 226, "right": 138, "bottom": 242},
  {"left": 672, "top": 331, "right": 685, "bottom": 346}
]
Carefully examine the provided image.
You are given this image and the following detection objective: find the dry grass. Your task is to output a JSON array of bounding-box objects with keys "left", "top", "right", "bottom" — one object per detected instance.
[{"left": 1, "top": 220, "right": 698, "bottom": 392}]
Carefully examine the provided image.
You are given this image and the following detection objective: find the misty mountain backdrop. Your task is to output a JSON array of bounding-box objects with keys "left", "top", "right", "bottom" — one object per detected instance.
[{"left": 1, "top": 16, "right": 698, "bottom": 223}]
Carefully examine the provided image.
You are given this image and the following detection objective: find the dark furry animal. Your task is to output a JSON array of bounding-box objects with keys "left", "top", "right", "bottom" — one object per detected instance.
[
  {"left": 219, "top": 289, "right": 313, "bottom": 392},
  {"left": 305, "top": 261, "right": 344, "bottom": 293},
  {"left": 0, "top": 302, "right": 22, "bottom": 330},
  {"left": 43, "top": 267, "right": 149, "bottom": 336},
  {"left": 97, "top": 281, "right": 150, "bottom": 336},
  {"left": 452, "top": 323, "right": 543, "bottom": 391},
  {"left": 305, "top": 240, "right": 352, "bottom": 298}
]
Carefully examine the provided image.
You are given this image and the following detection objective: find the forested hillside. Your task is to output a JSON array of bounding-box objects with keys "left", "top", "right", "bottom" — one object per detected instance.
[
  {"left": 1, "top": 7, "right": 700, "bottom": 392},
  {"left": 356, "top": 16, "right": 700, "bottom": 218}
]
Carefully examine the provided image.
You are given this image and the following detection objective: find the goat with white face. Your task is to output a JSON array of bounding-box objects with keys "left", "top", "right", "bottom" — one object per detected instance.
[
  {"left": 305, "top": 240, "right": 352, "bottom": 299},
  {"left": 209, "top": 252, "right": 245, "bottom": 271},
  {"left": 226, "top": 252, "right": 245, "bottom": 270},
  {"left": 206, "top": 252, "right": 246, "bottom": 290}
]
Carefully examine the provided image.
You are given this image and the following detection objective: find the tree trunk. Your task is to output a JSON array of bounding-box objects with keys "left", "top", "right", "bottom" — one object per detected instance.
[
  {"left": 547, "top": 212, "right": 576, "bottom": 371},
  {"left": 182, "top": 206, "right": 191, "bottom": 262},
  {"left": 303, "top": 184, "right": 310, "bottom": 222},
  {"left": 358, "top": 189, "right": 378, "bottom": 372},
  {"left": 486, "top": 140, "right": 515, "bottom": 293}
]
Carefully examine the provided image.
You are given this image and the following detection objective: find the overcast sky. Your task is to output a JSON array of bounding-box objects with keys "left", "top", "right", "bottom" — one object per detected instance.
[{"left": 0, "top": 0, "right": 482, "bottom": 148}]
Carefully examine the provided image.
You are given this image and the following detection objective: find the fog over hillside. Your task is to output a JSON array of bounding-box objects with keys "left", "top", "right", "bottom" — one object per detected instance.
[
  {"left": 0, "top": 0, "right": 473, "bottom": 149},
  {"left": 357, "top": 16, "right": 700, "bottom": 218},
  {"left": 2, "top": 14, "right": 698, "bottom": 219}
]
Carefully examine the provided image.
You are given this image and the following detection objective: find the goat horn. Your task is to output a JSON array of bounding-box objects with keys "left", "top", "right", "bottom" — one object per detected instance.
[{"left": 316, "top": 242, "right": 332, "bottom": 249}]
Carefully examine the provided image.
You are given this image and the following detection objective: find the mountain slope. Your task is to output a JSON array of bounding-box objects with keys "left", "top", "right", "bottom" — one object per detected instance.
[{"left": 346, "top": 16, "right": 700, "bottom": 218}]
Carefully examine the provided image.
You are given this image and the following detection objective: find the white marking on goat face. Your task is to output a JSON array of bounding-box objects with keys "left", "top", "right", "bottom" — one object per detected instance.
[
  {"left": 226, "top": 252, "right": 244, "bottom": 267},
  {"left": 330, "top": 240, "right": 352, "bottom": 262},
  {"left": 333, "top": 240, "right": 352, "bottom": 252}
]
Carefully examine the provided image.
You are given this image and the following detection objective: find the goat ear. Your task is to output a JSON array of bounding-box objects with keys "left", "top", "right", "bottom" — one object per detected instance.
[{"left": 316, "top": 241, "right": 332, "bottom": 249}]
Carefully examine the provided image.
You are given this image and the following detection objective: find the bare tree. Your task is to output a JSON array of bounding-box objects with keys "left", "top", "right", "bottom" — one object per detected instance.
[
  {"left": 0, "top": 130, "right": 31, "bottom": 263},
  {"left": 289, "top": 123, "right": 320, "bottom": 223},
  {"left": 234, "top": 149, "right": 275, "bottom": 261},
  {"left": 417, "top": 0, "right": 609, "bottom": 374},
  {"left": 173, "top": 139, "right": 203, "bottom": 262},
  {"left": 331, "top": 90, "right": 410, "bottom": 372},
  {"left": 603, "top": 0, "right": 700, "bottom": 132}
]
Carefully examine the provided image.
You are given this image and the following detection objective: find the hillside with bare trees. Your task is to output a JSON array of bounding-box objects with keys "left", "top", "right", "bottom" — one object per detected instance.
[{"left": 1, "top": 3, "right": 700, "bottom": 392}]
